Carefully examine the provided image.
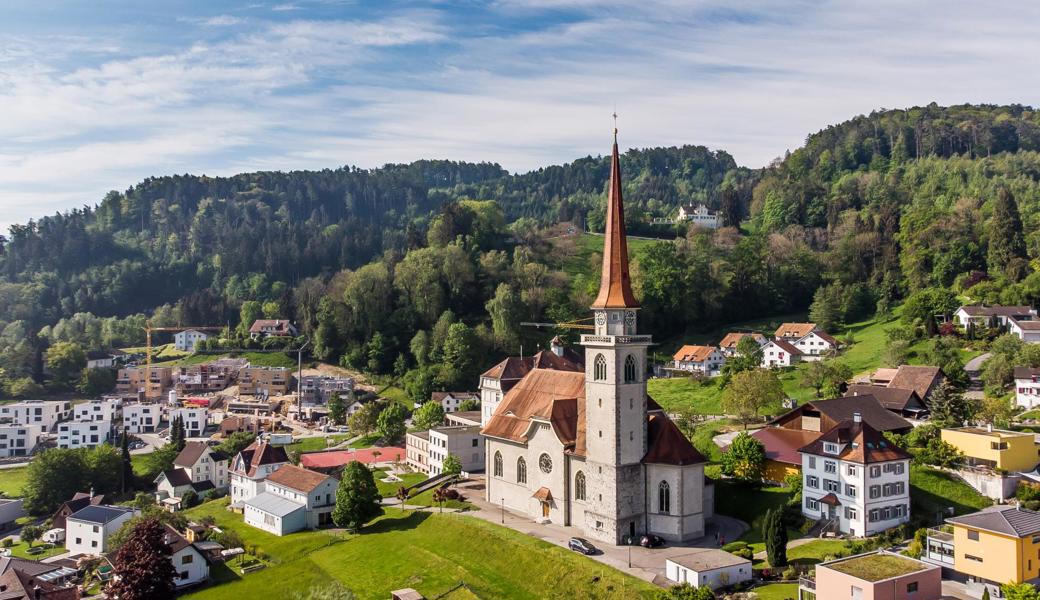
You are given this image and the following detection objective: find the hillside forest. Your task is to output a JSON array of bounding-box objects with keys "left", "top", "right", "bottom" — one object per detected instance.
[{"left": 5, "top": 103, "right": 1040, "bottom": 401}]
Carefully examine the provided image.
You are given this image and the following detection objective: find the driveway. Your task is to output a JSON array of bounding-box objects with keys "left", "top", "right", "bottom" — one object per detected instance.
[{"left": 964, "top": 352, "right": 990, "bottom": 375}]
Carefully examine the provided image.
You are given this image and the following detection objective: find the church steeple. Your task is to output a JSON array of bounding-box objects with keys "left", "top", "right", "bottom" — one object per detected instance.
[{"left": 591, "top": 126, "right": 639, "bottom": 310}]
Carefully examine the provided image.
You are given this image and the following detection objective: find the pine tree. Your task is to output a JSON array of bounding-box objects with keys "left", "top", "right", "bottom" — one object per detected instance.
[
  {"left": 106, "top": 518, "right": 177, "bottom": 600},
  {"left": 763, "top": 508, "right": 788, "bottom": 567},
  {"left": 332, "top": 461, "right": 383, "bottom": 531},
  {"left": 119, "top": 433, "right": 133, "bottom": 494},
  {"left": 987, "top": 186, "right": 1027, "bottom": 277}
]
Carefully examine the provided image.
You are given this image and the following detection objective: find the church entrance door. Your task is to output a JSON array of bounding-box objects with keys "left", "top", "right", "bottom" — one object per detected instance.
[{"left": 541, "top": 502, "right": 550, "bottom": 518}]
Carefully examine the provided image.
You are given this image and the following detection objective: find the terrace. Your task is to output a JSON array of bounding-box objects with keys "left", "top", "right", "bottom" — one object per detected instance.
[
  {"left": 823, "top": 552, "right": 928, "bottom": 582},
  {"left": 924, "top": 526, "right": 955, "bottom": 566}
]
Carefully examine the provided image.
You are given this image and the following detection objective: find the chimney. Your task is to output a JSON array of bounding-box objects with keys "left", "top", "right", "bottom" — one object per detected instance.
[
  {"left": 89, "top": 486, "right": 95, "bottom": 499},
  {"left": 853, "top": 412, "right": 862, "bottom": 424},
  {"left": 987, "top": 423, "right": 993, "bottom": 433}
]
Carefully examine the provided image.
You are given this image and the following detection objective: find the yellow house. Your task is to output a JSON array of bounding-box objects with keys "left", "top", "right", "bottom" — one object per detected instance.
[
  {"left": 940, "top": 426, "right": 1040, "bottom": 473},
  {"left": 933, "top": 507, "right": 1040, "bottom": 589}
]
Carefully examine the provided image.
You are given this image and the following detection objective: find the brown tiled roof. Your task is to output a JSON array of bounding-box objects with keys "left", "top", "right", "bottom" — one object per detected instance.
[
  {"left": 807, "top": 395, "right": 913, "bottom": 432},
  {"left": 888, "top": 365, "right": 944, "bottom": 399},
  {"left": 767, "top": 339, "right": 802, "bottom": 355},
  {"left": 0, "top": 565, "right": 77, "bottom": 600},
  {"left": 532, "top": 487, "right": 553, "bottom": 502},
  {"left": 947, "top": 506, "right": 1040, "bottom": 538},
  {"left": 482, "top": 369, "right": 586, "bottom": 445},
  {"left": 812, "top": 331, "right": 840, "bottom": 346},
  {"left": 159, "top": 469, "right": 192, "bottom": 487},
  {"left": 818, "top": 492, "right": 841, "bottom": 506},
  {"left": 751, "top": 427, "right": 821, "bottom": 466},
  {"left": 719, "top": 332, "right": 766, "bottom": 349},
  {"left": 162, "top": 524, "right": 194, "bottom": 554},
  {"left": 847, "top": 384, "right": 925, "bottom": 412},
  {"left": 265, "top": 464, "right": 332, "bottom": 493},
  {"left": 591, "top": 135, "right": 639, "bottom": 309},
  {"left": 644, "top": 413, "right": 706, "bottom": 465},
  {"left": 549, "top": 397, "right": 583, "bottom": 455},
  {"left": 1015, "top": 367, "right": 1040, "bottom": 379},
  {"left": 174, "top": 441, "right": 228, "bottom": 468},
  {"left": 799, "top": 420, "right": 911, "bottom": 464},
  {"left": 774, "top": 322, "right": 817, "bottom": 339},
  {"left": 248, "top": 319, "right": 295, "bottom": 334},
  {"left": 233, "top": 440, "right": 289, "bottom": 477},
  {"left": 673, "top": 345, "right": 718, "bottom": 363}
]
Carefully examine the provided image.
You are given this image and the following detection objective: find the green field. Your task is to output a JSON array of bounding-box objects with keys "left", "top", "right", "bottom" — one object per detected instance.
[
  {"left": 909, "top": 466, "right": 991, "bottom": 521},
  {"left": 286, "top": 434, "right": 353, "bottom": 454},
  {"left": 5, "top": 540, "right": 65, "bottom": 560},
  {"left": 183, "top": 501, "right": 657, "bottom": 600},
  {"left": 713, "top": 480, "right": 795, "bottom": 552},
  {"left": 748, "top": 583, "right": 799, "bottom": 600},
  {"left": 555, "top": 232, "right": 662, "bottom": 280},
  {"left": 374, "top": 471, "right": 427, "bottom": 497},
  {"left": 0, "top": 467, "right": 29, "bottom": 497}
]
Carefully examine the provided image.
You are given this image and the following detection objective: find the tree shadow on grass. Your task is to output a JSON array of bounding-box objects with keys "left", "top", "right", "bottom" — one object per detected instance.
[{"left": 364, "top": 510, "right": 432, "bottom": 534}]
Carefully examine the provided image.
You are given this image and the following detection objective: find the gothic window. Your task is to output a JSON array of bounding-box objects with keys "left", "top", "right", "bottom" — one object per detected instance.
[
  {"left": 517, "top": 457, "right": 527, "bottom": 484},
  {"left": 539, "top": 453, "right": 553, "bottom": 473},
  {"left": 624, "top": 355, "right": 637, "bottom": 383},
  {"left": 594, "top": 354, "right": 607, "bottom": 381},
  {"left": 493, "top": 452, "right": 502, "bottom": 477},
  {"left": 575, "top": 471, "right": 586, "bottom": 501},
  {"left": 658, "top": 480, "right": 670, "bottom": 513}
]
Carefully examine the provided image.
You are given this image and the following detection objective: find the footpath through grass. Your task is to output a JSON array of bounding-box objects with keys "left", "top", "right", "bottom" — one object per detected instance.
[{"left": 183, "top": 504, "right": 658, "bottom": 600}]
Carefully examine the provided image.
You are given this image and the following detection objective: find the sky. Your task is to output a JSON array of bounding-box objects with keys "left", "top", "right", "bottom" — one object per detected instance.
[{"left": 1, "top": 0, "right": 1039, "bottom": 230}]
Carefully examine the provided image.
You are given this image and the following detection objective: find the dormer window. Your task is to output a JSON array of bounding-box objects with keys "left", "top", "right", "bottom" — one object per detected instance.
[{"left": 823, "top": 442, "right": 839, "bottom": 455}]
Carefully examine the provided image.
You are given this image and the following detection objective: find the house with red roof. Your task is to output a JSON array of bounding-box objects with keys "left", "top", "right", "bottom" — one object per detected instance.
[
  {"left": 229, "top": 440, "right": 289, "bottom": 510},
  {"left": 760, "top": 338, "right": 802, "bottom": 368},
  {"left": 243, "top": 464, "right": 337, "bottom": 536}
]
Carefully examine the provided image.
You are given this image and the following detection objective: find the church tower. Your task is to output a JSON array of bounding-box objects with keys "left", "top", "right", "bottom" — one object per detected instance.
[{"left": 581, "top": 126, "right": 651, "bottom": 543}]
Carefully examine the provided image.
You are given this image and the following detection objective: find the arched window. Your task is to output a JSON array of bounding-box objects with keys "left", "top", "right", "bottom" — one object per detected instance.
[
  {"left": 575, "top": 471, "right": 586, "bottom": 501},
  {"left": 517, "top": 457, "right": 527, "bottom": 484},
  {"left": 594, "top": 354, "right": 607, "bottom": 381},
  {"left": 658, "top": 480, "right": 670, "bottom": 513},
  {"left": 624, "top": 355, "right": 637, "bottom": 383},
  {"left": 493, "top": 452, "right": 503, "bottom": 477}
]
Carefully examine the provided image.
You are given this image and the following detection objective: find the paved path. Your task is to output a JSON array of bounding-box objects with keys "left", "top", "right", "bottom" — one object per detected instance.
[
  {"left": 752, "top": 536, "right": 820, "bottom": 561},
  {"left": 964, "top": 352, "right": 991, "bottom": 375}
]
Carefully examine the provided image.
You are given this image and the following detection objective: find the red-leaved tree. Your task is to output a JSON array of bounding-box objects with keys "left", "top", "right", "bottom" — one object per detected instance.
[{"left": 106, "top": 517, "right": 177, "bottom": 600}]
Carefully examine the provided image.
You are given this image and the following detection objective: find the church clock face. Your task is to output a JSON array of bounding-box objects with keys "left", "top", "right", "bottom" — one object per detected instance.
[
  {"left": 539, "top": 453, "right": 553, "bottom": 473},
  {"left": 625, "top": 311, "right": 636, "bottom": 326},
  {"left": 595, "top": 313, "right": 606, "bottom": 326}
]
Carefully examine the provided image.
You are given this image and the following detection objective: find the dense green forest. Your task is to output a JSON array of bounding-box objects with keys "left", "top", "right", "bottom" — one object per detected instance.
[{"left": 5, "top": 103, "right": 1040, "bottom": 400}]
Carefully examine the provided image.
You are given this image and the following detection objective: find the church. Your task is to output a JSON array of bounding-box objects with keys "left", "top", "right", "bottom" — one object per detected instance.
[{"left": 481, "top": 130, "right": 714, "bottom": 545}]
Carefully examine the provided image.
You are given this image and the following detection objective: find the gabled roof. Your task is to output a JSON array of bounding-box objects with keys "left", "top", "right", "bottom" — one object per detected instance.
[
  {"left": 718, "top": 332, "right": 766, "bottom": 349},
  {"left": 765, "top": 339, "right": 802, "bottom": 355},
  {"left": 591, "top": 132, "right": 639, "bottom": 309},
  {"left": 0, "top": 561, "right": 77, "bottom": 600},
  {"left": 847, "top": 384, "right": 925, "bottom": 412},
  {"left": 244, "top": 492, "right": 305, "bottom": 518},
  {"left": 1015, "top": 367, "right": 1040, "bottom": 379},
  {"left": 751, "top": 427, "right": 821, "bottom": 466},
  {"left": 947, "top": 506, "right": 1040, "bottom": 538},
  {"left": 233, "top": 440, "right": 289, "bottom": 477},
  {"left": 174, "top": 441, "right": 228, "bottom": 468},
  {"left": 265, "top": 464, "right": 333, "bottom": 493},
  {"left": 482, "top": 369, "right": 586, "bottom": 445},
  {"left": 958, "top": 304, "right": 1035, "bottom": 317},
  {"left": 802, "top": 330, "right": 839, "bottom": 346},
  {"left": 643, "top": 413, "right": 706, "bottom": 466},
  {"left": 162, "top": 524, "right": 195, "bottom": 554},
  {"left": 805, "top": 394, "right": 913, "bottom": 433},
  {"left": 158, "top": 469, "right": 192, "bottom": 487},
  {"left": 799, "top": 419, "right": 911, "bottom": 464},
  {"left": 431, "top": 391, "right": 478, "bottom": 402},
  {"left": 248, "top": 319, "right": 295, "bottom": 334},
  {"left": 887, "top": 365, "right": 944, "bottom": 399},
  {"left": 68, "top": 505, "right": 135, "bottom": 525},
  {"left": 774, "top": 322, "right": 817, "bottom": 339},
  {"left": 673, "top": 345, "right": 719, "bottom": 363}
]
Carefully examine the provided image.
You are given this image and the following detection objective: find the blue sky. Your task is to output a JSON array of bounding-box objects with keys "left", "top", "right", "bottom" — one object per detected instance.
[{"left": 2, "top": 1, "right": 1039, "bottom": 230}]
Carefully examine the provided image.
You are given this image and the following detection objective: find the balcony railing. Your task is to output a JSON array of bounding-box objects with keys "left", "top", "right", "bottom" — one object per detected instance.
[{"left": 798, "top": 577, "right": 815, "bottom": 590}]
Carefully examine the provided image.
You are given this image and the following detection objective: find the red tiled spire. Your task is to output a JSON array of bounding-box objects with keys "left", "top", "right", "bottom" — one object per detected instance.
[{"left": 591, "top": 128, "right": 639, "bottom": 309}]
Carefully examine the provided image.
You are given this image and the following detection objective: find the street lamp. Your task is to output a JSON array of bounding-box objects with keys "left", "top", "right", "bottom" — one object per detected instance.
[{"left": 501, "top": 498, "right": 505, "bottom": 523}]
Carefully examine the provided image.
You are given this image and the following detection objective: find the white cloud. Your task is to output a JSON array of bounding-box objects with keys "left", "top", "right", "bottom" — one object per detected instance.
[{"left": 201, "top": 15, "right": 243, "bottom": 26}]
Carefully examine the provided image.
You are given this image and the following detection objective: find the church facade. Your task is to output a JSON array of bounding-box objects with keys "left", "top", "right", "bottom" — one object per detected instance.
[{"left": 481, "top": 132, "right": 714, "bottom": 545}]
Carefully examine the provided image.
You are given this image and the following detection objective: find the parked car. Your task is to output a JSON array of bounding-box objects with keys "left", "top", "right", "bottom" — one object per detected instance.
[
  {"left": 129, "top": 441, "right": 146, "bottom": 450},
  {"left": 568, "top": 537, "right": 596, "bottom": 555},
  {"left": 639, "top": 534, "right": 664, "bottom": 548}
]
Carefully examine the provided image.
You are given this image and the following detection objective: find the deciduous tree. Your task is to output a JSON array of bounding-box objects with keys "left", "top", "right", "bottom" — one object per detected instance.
[
  {"left": 106, "top": 518, "right": 177, "bottom": 600},
  {"left": 721, "top": 432, "right": 765, "bottom": 482},
  {"left": 332, "top": 461, "right": 382, "bottom": 531},
  {"left": 722, "top": 369, "right": 785, "bottom": 428}
]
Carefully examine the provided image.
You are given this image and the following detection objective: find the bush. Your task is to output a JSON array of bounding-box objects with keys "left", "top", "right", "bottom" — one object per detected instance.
[
  {"left": 180, "top": 490, "right": 199, "bottom": 509},
  {"left": 781, "top": 566, "right": 798, "bottom": 581},
  {"left": 1, "top": 538, "right": 11, "bottom": 548},
  {"left": 721, "top": 541, "right": 748, "bottom": 552}
]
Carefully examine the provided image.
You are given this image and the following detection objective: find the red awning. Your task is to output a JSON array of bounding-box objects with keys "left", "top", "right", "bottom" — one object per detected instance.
[
  {"left": 532, "top": 487, "right": 553, "bottom": 502},
  {"left": 818, "top": 492, "right": 841, "bottom": 506}
]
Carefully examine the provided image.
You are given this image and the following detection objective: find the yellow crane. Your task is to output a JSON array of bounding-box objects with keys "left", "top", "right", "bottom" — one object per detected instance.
[
  {"left": 143, "top": 325, "right": 228, "bottom": 368},
  {"left": 519, "top": 318, "right": 595, "bottom": 331}
]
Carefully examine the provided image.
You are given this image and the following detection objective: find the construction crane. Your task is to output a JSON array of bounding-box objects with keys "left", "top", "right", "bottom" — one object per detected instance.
[
  {"left": 143, "top": 325, "right": 228, "bottom": 368},
  {"left": 519, "top": 318, "right": 595, "bottom": 331}
]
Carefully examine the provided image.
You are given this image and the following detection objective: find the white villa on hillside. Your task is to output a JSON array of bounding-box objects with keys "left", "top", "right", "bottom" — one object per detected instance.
[
  {"left": 243, "top": 464, "right": 337, "bottom": 535},
  {"left": 677, "top": 204, "right": 722, "bottom": 229},
  {"left": 230, "top": 440, "right": 290, "bottom": 509},
  {"left": 761, "top": 339, "right": 802, "bottom": 368},
  {"left": 1015, "top": 367, "right": 1040, "bottom": 409},
  {"left": 671, "top": 345, "right": 725, "bottom": 375}
]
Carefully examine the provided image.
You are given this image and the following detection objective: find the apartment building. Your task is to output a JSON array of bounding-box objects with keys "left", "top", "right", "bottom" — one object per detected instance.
[
  {"left": 428, "top": 426, "right": 484, "bottom": 475},
  {"left": 0, "top": 423, "right": 43, "bottom": 457},
  {"left": 116, "top": 366, "right": 174, "bottom": 398},
  {"left": 73, "top": 397, "right": 122, "bottom": 422},
  {"left": 58, "top": 420, "right": 112, "bottom": 449},
  {"left": 0, "top": 400, "right": 71, "bottom": 432},
  {"left": 175, "top": 364, "right": 235, "bottom": 394},
  {"left": 122, "top": 403, "right": 161, "bottom": 434},
  {"left": 299, "top": 375, "right": 354, "bottom": 405},
  {"left": 941, "top": 426, "right": 1039, "bottom": 473},
  {"left": 239, "top": 366, "right": 292, "bottom": 396},
  {"left": 169, "top": 407, "right": 208, "bottom": 438}
]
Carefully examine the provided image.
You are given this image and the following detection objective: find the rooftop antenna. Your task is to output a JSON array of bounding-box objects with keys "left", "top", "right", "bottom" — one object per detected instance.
[{"left": 612, "top": 109, "right": 618, "bottom": 140}]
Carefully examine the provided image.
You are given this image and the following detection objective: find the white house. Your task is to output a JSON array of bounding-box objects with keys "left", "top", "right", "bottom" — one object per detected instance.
[
  {"left": 718, "top": 332, "right": 767, "bottom": 357},
  {"left": 954, "top": 304, "right": 1037, "bottom": 329},
  {"left": 792, "top": 330, "right": 839, "bottom": 361},
  {"left": 155, "top": 442, "right": 230, "bottom": 508},
  {"left": 243, "top": 464, "right": 337, "bottom": 535},
  {"left": 426, "top": 391, "right": 478, "bottom": 413},
  {"left": 800, "top": 415, "right": 911, "bottom": 537},
  {"left": 671, "top": 345, "right": 725, "bottom": 375},
  {"left": 169, "top": 407, "right": 208, "bottom": 438},
  {"left": 248, "top": 319, "right": 298, "bottom": 340},
  {"left": 65, "top": 505, "right": 137, "bottom": 556},
  {"left": 761, "top": 339, "right": 802, "bottom": 368},
  {"left": 0, "top": 424, "right": 42, "bottom": 458},
  {"left": 666, "top": 549, "right": 752, "bottom": 590},
  {"left": 1015, "top": 367, "right": 1040, "bottom": 410},
  {"left": 677, "top": 204, "right": 722, "bottom": 229},
  {"left": 163, "top": 525, "right": 210, "bottom": 588},
  {"left": 229, "top": 440, "right": 290, "bottom": 508},
  {"left": 1007, "top": 317, "right": 1040, "bottom": 343},
  {"left": 0, "top": 400, "right": 71, "bottom": 432},
  {"left": 57, "top": 420, "right": 112, "bottom": 449},
  {"left": 174, "top": 330, "right": 209, "bottom": 352},
  {"left": 73, "top": 398, "right": 122, "bottom": 422},
  {"left": 122, "top": 403, "right": 161, "bottom": 433},
  {"left": 0, "top": 499, "right": 25, "bottom": 530},
  {"left": 299, "top": 375, "right": 354, "bottom": 405},
  {"left": 427, "top": 425, "right": 484, "bottom": 475}
]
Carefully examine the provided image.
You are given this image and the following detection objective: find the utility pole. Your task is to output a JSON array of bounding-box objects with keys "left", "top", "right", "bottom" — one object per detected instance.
[
  {"left": 296, "top": 339, "right": 311, "bottom": 422},
  {"left": 500, "top": 498, "right": 505, "bottom": 524}
]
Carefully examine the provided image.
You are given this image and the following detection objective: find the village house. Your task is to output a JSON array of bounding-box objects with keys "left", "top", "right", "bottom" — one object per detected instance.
[
  {"left": 116, "top": 366, "right": 174, "bottom": 398},
  {"left": 670, "top": 345, "right": 725, "bottom": 376},
  {"left": 1015, "top": 367, "right": 1040, "bottom": 409},
  {"left": 846, "top": 384, "right": 928, "bottom": 419},
  {"left": 85, "top": 349, "right": 127, "bottom": 369},
  {"left": 243, "top": 464, "right": 337, "bottom": 536},
  {"left": 760, "top": 338, "right": 802, "bottom": 368},
  {"left": 57, "top": 420, "right": 111, "bottom": 449},
  {"left": 174, "top": 329, "right": 209, "bottom": 352},
  {"left": 927, "top": 506, "right": 1040, "bottom": 598},
  {"left": 482, "top": 135, "right": 713, "bottom": 545},
  {"left": 717, "top": 332, "right": 767, "bottom": 357},
  {"left": 162, "top": 524, "right": 211, "bottom": 588},
  {"left": 954, "top": 304, "right": 1037, "bottom": 329},
  {"left": 799, "top": 414, "right": 912, "bottom": 537},
  {"left": 65, "top": 505, "right": 137, "bottom": 556},
  {"left": 868, "top": 364, "right": 946, "bottom": 404},
  {"left": 0, "top": 557, "right": 80, "bottom": 600},
  {"left": 155, "top": 441, "right": 230, "bottom": 508},
  {"left": 941, "top": 426, "right": 1039, "bottom": 473},
  {"left": 0, "top": 400, "right": 71, "bottom": 432},
  {"left": 122, "top": 402, "right": 161, "bottom": 433},
  {"left": 752, "top": 395, "right": 912, "bottom": 482},
  {"left": 426, "top": 391, "right": 479, "bottom": 413},
  {"left": 676, "top": 204, "right": 722, "bottom": 229},
  {"left": 229, "top": 440, "right": 290, "bottom": 509},
  {"left": 799, "top": 551, "right": 941, "bottom": 600},
  {"left": 1008, "top": 315, "right": 1040, "bottom": 343},
  {"left": 239, "top": 366, "right": 292, "bottom": 396},
  {"left": 50, "top": 491, "right": 105, "bottom": 530},
  {"left": 248, "top": 319, "right": 298, "bottom": 340},
  {"left": 774, "top": 322, "right": 818, "bottom": 341},
  {"left": 791, "top": 330, "right": 839, "bottom": 361}
]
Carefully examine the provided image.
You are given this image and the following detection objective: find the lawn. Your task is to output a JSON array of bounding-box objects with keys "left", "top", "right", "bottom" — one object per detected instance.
[
  {"left": 183, "top": 510, "right": 658, "bottom": 600},
  {"left": 647, "top": 377, "right": 725, "bottom": 414},
  {"left": 826, "top": 552, "right": 928, "bottom": 581},
  {"left": 404, "top": 488, "right": 475, "bottom": 511},
  {"left": 712, "top": 480, "right": 795, "bottom": 552},
  {"left": 909, "top": 466, "right": 991, "bottom": 523},
  {"left": 554, "top": 232, "right": 661, "bottom": 281},
  {"left": 286, "top": 434, "right": 352, "bottom": 454},
  {"left": 748, "top": 583, "right": 799, "bottom": 600},
  {"left": 374, "top": 470, "right": 427, "bottom": 497},
  {"left": 0, "top": 467, "right": 29, "bottom": 497},
  {"left": 784, "top": 539, "right": 849, "bottom": 566},
  {"left": 6, "top": 540, "right": 65, "bottom": 560}
]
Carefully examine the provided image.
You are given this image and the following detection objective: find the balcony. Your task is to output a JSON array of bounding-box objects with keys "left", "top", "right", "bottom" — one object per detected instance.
[
  {"left": 925, "top": 527, "right": 955, "bottom": 566},
  {"left": 798, "top": 576, "right": 815, "bottom": 591},
  {"left": 581, "top": 334, "right": 653, "bottom": 344}
]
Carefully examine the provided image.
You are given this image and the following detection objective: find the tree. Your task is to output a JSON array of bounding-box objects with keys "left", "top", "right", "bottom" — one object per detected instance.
[
  {"left": 411, "top": 401, "right": 445, "bottom": 430},
  {"left": 723, "top": 336, "right": 764, "bottom": 375},
  {"left": 403, "top": 368, "right": 435, "bottom": 407},
  {"left": 79, "top": 367, "right": 116, "bottom": 396},
  {"left": 809, "top": 284, "right": 844, "bottom": 331},
  {"left": 977, "top": 394, "right": 1014, "bottom": 428},
  {"left": 20, "top": 524, "right": 42, "bottom": 548},
  {"left": 901, "top": 287, "right": 958, "bottom": 327},
  {"left": 763, "top": 507, "right": 788, "bottom": 567},
  {"left": 720, "top": 432, "right": 765, "bottom": 482},
  {"left": 926, "top": 337, "right": 967, "bottom": 387},
  {"left": 432, "top": 487, "right": 448, "bottom": 513},
  {"left": 169, "top": 415, "right": 186, "bottom": 452},
  {"left": 916, "top": 438, "right": 964, "bottom": 469},
  {"left": 23, "top": 449, "right": 88, "bottom": 514},
  {"left": 988, "top": 186, "right": 1027, "bottom": 278},
  {"left": 8, "top": 377, "right": 43, "bottom": 398},
  {"left": 216, "top": 431, "right": 257, "bottom": 457},
  {"left": 927, "top": 382, "right": 976, "bottom": 428},
  {"left": 656, "top": 583, "right": 715, "bottom": 600},
  {"left": 442, "top": 454, "right": 462, "bottom": 476},
  {"left": 290, "top": 583, "right": 358, "bottom": 600},
  {"left": 722, "top": 369, "right": 785, "bottom": 428},
  {"left": 395, "top": 486, "right": 409, "bottom": 512},
  {"left": 801, "top": 360, "right": 852, "bottom": 398},
  {"left": 981, "top": 353, "right": 1015, "bottom": 393},
  {"left": 106, "top": 518, "right": 177, "bottom": 600},
  {"left": 138, "top": 443, "right": 180, "bottom": 481},
  {"left": 982, "top": 587, "right": 991, "bottom": 600},
  {"left": 328, "top": 393, "right": 347, "bottom": 425},
  {"left": 458, "top": 398, "right": 480, "bottom": 412},
  {"left": 1002, "top": 583, "right": 1038, "bottom": 600},
  {"left": 46, "top": 341, "right": 86, "bottom": 389},
  {"left": 348, "top": 402, "right": 381, "bottom": 436},
  {"left": 238, "top": 301, "right": 263, "bottom": 336},
  {"left": 332, "top": 462, "right": 383, "bottom": 531},
  {"left": 376, "top": 402, "right": 406, "bottom": 444},
  {"left": 119, "top": 433, "right": 134, "bottom": 494},
  {"left": 485, "top": 283, "right": 522, "bottom": 351},
  {"left": 180, "top": 490, "right": 199, "bottom": 509}
]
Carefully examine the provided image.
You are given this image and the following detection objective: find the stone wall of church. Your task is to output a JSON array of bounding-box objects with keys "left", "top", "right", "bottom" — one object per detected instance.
[
  {"left": 645, "top": 463, "right": 707, "bottom": 542},
  {"left": 485, "top": 423, "right": 570, "bottom": 524}
]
